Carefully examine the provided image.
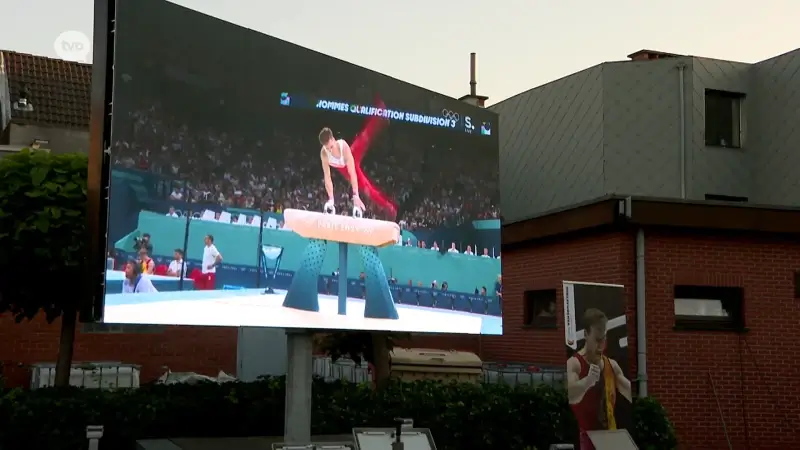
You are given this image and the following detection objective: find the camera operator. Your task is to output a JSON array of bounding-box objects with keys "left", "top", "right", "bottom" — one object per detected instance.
[{"left": 133, "top": 232, "right": 153, "bottom": 254}]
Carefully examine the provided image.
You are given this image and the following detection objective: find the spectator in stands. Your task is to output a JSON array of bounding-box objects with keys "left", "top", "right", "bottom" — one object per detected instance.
[
  {"left": 447, "top": 242, "right": 459, "bottom": 253},
  {"left": 441, "top": 281, "right": 449, "bottom": 292},
  {"left": 481, "top": 248, "right": 491, "bottom": 258},
  {"left": 111, "top": 101, "right": 500, "bottom": 230},
  {"left": 404, "top": 239, "right": 413, "bottom": 247},
  {"left": 480, "top": 286, "right": 487, "bottom": 296},
  {"left": 138, "top": 247, "right": 155, "bottom": 274},
  {"left": 166, "top": 207, "right": 180, "bottom": 218},
  {"left": 167, "top": 249, "right": 187, "bottom": 278},
  {"left": 464, "top": 245, "right": 475, "bottom": 256},
  {"left": 169, "top": 187, "right": 183, "bottom": 201},
  {"left": 430, "top": 241, "right": 440, "bottom": 251}
]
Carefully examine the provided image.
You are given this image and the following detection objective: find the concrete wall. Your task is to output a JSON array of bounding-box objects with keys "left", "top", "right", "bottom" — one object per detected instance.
[
  {"left": 494, "top": 52, "right": 800, "bottom": 220},
  {"left": 750, "top": 48, "right": 800, "bottom": 206},
  {"left": 601, "top": 57, "right": 691, "bottom": 199},
  {"left": 492, "top": 65, "right": 605, "bottom": 222},
  {"left": 8, "top": 123, "right": 89, "bottom": 154}
]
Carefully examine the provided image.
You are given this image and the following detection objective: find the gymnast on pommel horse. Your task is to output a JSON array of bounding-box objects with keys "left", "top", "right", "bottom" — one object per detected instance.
[{"left": 279, "top": 115, "right": 399, "bottom": 320}]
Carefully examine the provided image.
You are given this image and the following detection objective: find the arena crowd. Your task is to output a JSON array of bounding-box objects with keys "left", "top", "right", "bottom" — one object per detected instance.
[{"left": 112, "top": 103, "right": 499, "bottom": 230}]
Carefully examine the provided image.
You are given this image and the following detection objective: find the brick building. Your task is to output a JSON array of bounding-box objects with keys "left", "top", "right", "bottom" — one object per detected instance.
[
  {"left": 482, "top": 47, "right": 800, "bottom": 450},
  {"left": 493, "top": 197, "right": 800, "bottom": 450},
  {"left": 0, "top": 50, "right": 91, "bottom": 154},
  {"left": 2, "top": 49, "right": 800, "bottom": 450}
]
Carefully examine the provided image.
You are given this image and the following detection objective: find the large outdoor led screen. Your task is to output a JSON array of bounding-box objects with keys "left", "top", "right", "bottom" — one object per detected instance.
[{"left": 103, "top": 0, "right": 501, "bottom": 334}]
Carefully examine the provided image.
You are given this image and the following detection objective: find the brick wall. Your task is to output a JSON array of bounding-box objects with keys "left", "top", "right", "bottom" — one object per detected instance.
[
  {"left": 477, "top": 231, "right": 635, "bottom": 364},
  {"left": 644, "top": 230, "right": 800, "bottom": 450},
  {"left": 465, "top": 228, "right": 800, "bottom": 450},
  {"left": 0, "top": 316, "right": 237, "bottom": 387}
]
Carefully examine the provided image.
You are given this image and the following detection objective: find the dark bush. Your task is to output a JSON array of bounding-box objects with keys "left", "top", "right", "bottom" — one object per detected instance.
[{"left": 0, "top": 377, "right": 676, "bottom": 450}]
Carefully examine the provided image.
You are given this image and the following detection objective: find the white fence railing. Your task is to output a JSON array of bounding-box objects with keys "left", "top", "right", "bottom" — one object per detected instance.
[{"left": 311, "top": 356, "right": 566, "bottom": 386}]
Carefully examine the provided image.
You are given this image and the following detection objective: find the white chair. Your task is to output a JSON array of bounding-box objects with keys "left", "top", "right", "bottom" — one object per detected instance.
[
  {"left": 265, "top": 217, "right": 278, "bottom": 229},
  {"left": 250, "top": 216, "right": 262, "bottom": 227},
  {"left": 218, "top": 212, "right": 232, "bottom": 224},
  {"left": 236, "top": 214, "right": 248, "bottom": 225},
  {"left": 200, "top": 210, "right": 216, "bottom": 221}
]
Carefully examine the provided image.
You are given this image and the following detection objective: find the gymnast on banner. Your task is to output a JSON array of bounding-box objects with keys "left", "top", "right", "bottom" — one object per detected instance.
[{"left": 318, "top": 99, "right": 398, "bottom": 219}]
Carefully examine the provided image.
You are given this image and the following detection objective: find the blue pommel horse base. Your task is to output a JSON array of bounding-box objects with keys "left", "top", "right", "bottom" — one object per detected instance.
[{"left": 280, "top": 208, "right": 400, "bottom": 320}]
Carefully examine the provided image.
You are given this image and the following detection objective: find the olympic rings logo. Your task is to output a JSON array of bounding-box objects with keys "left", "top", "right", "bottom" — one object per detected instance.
[
  {"left": 170, "top": 210, "right": 202, "bottom": 219},
  {"left": 441, "top": 109, "right": 460, "bottom": 123}
]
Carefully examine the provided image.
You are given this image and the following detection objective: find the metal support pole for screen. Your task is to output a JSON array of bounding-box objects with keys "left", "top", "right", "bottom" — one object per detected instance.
[{"left": 284, "top": 330, "right": 313, "bottom": 445}]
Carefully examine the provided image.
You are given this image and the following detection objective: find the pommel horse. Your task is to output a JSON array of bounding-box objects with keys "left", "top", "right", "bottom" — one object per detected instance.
[{"left": 281, "top": 208, "right": 401, "bottom": 320}]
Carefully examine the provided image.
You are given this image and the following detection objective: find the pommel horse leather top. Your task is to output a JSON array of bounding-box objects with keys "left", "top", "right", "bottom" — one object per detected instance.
[
  {"left": 281, "top": 208, "right": 401, "bottom": 320},
  {"left": 283, "top": 209, "right": 400, "bottom": 248}
]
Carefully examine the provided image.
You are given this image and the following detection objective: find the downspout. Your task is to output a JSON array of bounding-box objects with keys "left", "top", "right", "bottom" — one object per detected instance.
[
  {"left": 636, "top": 229, "right": 648, "bottom": 397},
  {"left": 677, "top": 62, "right": 687, "bottom": 199}
]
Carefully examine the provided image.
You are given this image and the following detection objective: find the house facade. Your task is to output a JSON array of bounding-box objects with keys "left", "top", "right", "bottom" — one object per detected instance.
[
  {"left": 492, "top": 48, "right": 800, "bottom": 221},
  {"left": 485, "top": 48, "right": 800, "bottom": 450},
  {"left": 0, "top": 50, "right": 90, "bottom": 154}
]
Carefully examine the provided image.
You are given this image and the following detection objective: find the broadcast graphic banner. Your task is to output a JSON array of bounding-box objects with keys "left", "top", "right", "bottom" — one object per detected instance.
[
  {"left": 563, "top": 281, "right": 631, "bottom": 450},
  {"left": 102, "top": 0, "right": 501, "bottom": 335}
]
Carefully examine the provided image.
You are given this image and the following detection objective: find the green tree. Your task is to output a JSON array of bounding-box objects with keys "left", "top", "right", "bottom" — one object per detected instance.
[{"left": 0, "top": 149, "right": 88, "bottom": 387}]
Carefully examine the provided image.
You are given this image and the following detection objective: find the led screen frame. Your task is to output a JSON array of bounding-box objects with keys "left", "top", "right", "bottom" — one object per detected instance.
[
  {"left": 95, "top": 0, "right": 502, "bottom": 334},
  {"left": 85, "top": 0, "right": 115, "bottom": 322}
]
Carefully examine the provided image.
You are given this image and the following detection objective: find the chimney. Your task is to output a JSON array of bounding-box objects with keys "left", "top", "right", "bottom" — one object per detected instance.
[
  {"left": 459, "top": 52, "right": 489, "bottom": 108},
  {"left": 470, "top": 53, "right": 477, "bottom": 96}
]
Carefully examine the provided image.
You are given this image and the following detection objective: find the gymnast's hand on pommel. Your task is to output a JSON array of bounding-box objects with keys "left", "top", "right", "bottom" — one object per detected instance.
[
  {"left": 352, "top": 193, "right": 366, "bottom": 212},
  {"left": 323, "top": 198, "right": 336, "bottom": 215}
]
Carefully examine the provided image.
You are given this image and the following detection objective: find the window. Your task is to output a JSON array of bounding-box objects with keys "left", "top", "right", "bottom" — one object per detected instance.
[
  {"left": 523, "top": 289, "right": 557, "bottom": 328},
  {"left": 674, "top": 285, "right": 744, "bottom": 331},
  {"left": 705, "top": 90, "right": 744, "bottom": 148},
  {"left": 704, "top": 194, "right": 748, "bottom": 203}
]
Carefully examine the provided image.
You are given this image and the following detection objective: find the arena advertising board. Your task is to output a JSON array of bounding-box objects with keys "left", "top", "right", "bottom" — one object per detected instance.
[{"left": 103, "top": 0, "right": 501, "bottom": 334}]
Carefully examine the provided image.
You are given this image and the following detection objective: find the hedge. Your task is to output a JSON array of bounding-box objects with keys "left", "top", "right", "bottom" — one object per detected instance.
[{"left": 0, "top": 377, "right": 677, "bottom": 450}]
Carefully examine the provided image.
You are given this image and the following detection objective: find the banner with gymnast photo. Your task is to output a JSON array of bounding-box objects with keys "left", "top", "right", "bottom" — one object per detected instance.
[
  {"left": 563, "top": 281, "right": 632, "bottom": 450},
  {"left": 100, "top": 0, "right": 502, "bottom": 335}
]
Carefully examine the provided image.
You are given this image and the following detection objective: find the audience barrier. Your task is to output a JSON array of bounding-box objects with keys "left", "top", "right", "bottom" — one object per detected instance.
[
  {"left": 115, "top": 251, "right": 502, "bottom": 317},
  {"left": 115, "top": 211, "right": 500, "bottom": 295}
]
